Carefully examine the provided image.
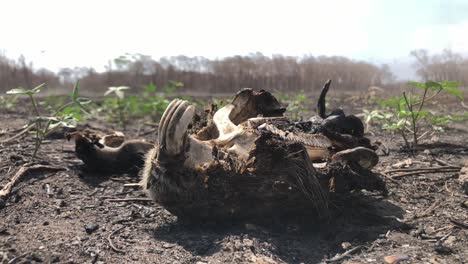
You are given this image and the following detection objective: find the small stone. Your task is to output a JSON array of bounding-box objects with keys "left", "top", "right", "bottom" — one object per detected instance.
[
  {"left": 341, "top": 242, "right": 352, "bottom": 250},
  {"left": 252, "top": 255, "right": 277, "bottom": 264},
  {"left": 444, "top": 236, "right": 456, "bottom": 246},
  {"left": 84, "top": 224, "right": 99, "bottom": 234},
  {"left": 383, "top": 254, "right": 409, "bottom": 264},
  {"left": 243, "top": 238, "right": 254, "bottom": 248},
  {"left": 162, "top": 243, "right": 175, "bottom": 249},
  {"left": 234, "top": 240, "right": 243, "bottom": 251},
  {"left": 429, "top": 255, "right": 447, "bottom": 264},
  {"left": 223, "top": 242, "right": 234, "bottom": 252}
]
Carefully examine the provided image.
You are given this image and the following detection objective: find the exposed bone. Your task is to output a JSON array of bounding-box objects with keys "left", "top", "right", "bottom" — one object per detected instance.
[
  {"left": 166, "top": 103, "right": 195, "bottom": 156},
  {"left": 184, "top": 136, "right": 215, "bottom": 168},
  {"left": 258, "top": 123, "right": 332, "bottom": 161},
  {"left": 245, "top": 116, "right": 288, "bottom": 128},
  {"left": 331, "top": 146, "right": 379, "bottom": 169},
  {"left": 158, "top": 99, "right": 183, "bottom": 152}
]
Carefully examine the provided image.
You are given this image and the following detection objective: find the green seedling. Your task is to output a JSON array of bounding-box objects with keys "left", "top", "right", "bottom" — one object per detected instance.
[
  {"left": 6, "top": 82, "right": 91, "bottom": 160},
  {"left": 100, "top": 80, "right": 182, "bottom": 125},
  {"left": 377, "top": 80, "right": 463, "bottom": 150},
  {"left": 104, "top": 86, "right": 131, "bottom": 130}
]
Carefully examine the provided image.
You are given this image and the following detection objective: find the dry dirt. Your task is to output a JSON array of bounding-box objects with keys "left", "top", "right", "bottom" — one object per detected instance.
[{"left": 0, "top": 95, "right": 467, "bottom": 264}]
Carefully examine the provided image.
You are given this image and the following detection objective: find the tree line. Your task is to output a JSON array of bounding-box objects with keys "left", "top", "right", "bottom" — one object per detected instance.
[{"left": 0, "top": 50, "right": 466, "bottom": 95}]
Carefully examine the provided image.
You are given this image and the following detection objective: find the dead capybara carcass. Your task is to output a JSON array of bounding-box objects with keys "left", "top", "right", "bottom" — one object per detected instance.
[{"left": 141, "top": 80, "right": 386, "bottom": 220}]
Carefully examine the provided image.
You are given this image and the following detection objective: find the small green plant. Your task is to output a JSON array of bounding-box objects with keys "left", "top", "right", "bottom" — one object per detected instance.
[
  {"left": 376, "top": 80, "right": 463, "bottom": 150},
  {"left": 100, "top": 81, "right": 183, "bottom": 125},
  {"left": 103, "top": 86, "right": 131, "bottom": 130},
  {"left": 6, "top": 82, "right": 91, "bottom": 160},
  {"left": 361, "top": 109, "right": 393, "bottom": 133},
  {"left": 132, "top": 81, "right": 175, "bottom": 121}
]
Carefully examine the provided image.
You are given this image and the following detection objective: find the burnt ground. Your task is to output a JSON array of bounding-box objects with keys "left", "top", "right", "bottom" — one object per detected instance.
[{"left": 0, "top": 95, "right": 467, "bottom": 264}]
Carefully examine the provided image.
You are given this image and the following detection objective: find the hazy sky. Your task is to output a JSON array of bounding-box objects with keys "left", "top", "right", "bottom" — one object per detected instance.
[{"left": 1, "top": 0, "right": 467, "bottom": 74}]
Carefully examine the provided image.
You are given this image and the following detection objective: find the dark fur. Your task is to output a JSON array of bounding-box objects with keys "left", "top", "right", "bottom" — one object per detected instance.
[{"left": 68, "top": 132, "right": 153, "bottom": 174}]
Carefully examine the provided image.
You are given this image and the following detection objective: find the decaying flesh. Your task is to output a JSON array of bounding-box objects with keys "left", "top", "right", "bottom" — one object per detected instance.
[
  {"left": 67, "top": 131, "right": 153, "bottom": 173},
  {"left": 141, "top": 81, "right": 385, "bottom": 220}
]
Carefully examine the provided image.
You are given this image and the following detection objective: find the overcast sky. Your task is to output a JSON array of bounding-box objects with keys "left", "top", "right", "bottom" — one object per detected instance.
[{"left": 1, "top": 0, "right": 467, "bottom": 76}]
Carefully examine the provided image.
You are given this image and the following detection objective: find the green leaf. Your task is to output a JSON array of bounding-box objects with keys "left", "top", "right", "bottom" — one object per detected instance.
[
  {"left": 142, "top": 82, "right": 157, "bottom": 93},
  {"left": 407, "top": 81, "right": 426, "bottom": 89},
  {"left": 443, "top": 86, "right": 463, "bottom": 100},
  {"left": 76, "top": 97, "right": 92, "bottom": 104},
  {"left": 407, "top": 81, "right": 443, "bottom": 91},
  {"left": 31, "top": 83, "right": 46, "bottom": 93},
  {"left": 439, "top": 81, "right": 460, "bottom": 88},
  {"left": 75, "top": 101, "right": 90, "bottom": 114},
  {"left": 168, "top": 80, "right": 183, "bottom": 88},
  {"left": 424, "top": 81, "right": 443, "bottom": 90},
  {"left": 6, "top": 88, "right": 30, "bottom": 95},
  {"left": 6, "top": 84, "right": 45, "bottom": 95}
]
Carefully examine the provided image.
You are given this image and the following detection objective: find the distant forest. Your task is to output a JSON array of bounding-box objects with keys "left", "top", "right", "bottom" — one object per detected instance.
[{"left": 0, "top": 49, "right": 466, "bottom": 94}]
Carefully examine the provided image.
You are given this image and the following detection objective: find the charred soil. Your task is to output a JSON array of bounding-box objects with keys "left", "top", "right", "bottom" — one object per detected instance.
[{"left": 0, "top": 95, "right": 467, "bottom": 264}]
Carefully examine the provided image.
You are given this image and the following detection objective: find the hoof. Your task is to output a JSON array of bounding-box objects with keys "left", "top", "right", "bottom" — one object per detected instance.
[{"left": 158, "top": 99, "right": 195, "bottom": 157}]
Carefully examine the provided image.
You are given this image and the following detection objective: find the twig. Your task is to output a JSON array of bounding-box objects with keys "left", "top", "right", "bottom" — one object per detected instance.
[
  {"left": 325, "top": 245, "right": 363, "bottom": 262},
  {"left": 436, "top": 230, "right": 454, "bottom": 245},
  {"left": 391, "top": 168, "right": 460, "bottom": 179},
  {"left": 417, "top": 130, "right": 434, "bottom": 142},
  {"left": 0, "top": 124, "right": 34, "bottom": 144},
  {"left": 402, "top": 92, "right": 418, "bottom": 146},
  {"left": 0, "top": 163, "right": 65, "bottom": 207},
  {"left": 381, "top": 173, "right": 399, "bottom": 183},
  {"left": 110, "top": 177, "right": 132, "bottom": 182},
  {"left": 123, "top": 183, "right": 141, "bottom": 187},
  {"left": 449, "top": 218, "right": 468, "bottom": 229},
  {"left": 105, "top": 198, "right": 153, "bottom": 203},
  {"left": 384, "top": 166, "right": 461, "bottom": 174},
  {"left": 433, "top": 225, "right": 453, "bottom": 233},
  {"left": 417, "top": 200, "right": 441, "bottom": 218},
  {"left": 107, "top": 226, "right": 126, "bottom": 254},
  {"left": 432, "top": 158, "right": 461, "bottom": 168},
  {"left": 7, "top": 252, "right": 30, "bottom": 264}
]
